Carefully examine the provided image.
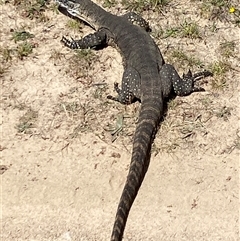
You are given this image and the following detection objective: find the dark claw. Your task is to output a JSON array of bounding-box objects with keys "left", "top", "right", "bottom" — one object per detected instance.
[
  {"left": 113, "top": 82, "right": 121, "bottom": 94},
  {"left": 107, "top": 95, "right": 115, "bottom": 100},
  {"left": 193, "top": 70, "right": 213, "bottom": 81},
  {"left": 107, "top": 83, "right": 120, "bottom": 101},
  {"left": 192, "top": 87, "right": 205, "bottom": 92},
  {"left": 61, "top": 36, "right": 67, "bottom": 42},
  {"left": 61, "top": 36, "right": 77, "bottom": 49},
  {"left": 107, "top": 95, "right": 122, "bottom": 104},
  {"left": 61, "top": 36, "right": 69, "bottom": 46},
  {"left": 183, "top": 69, "right": 193, "bottom": 79}
]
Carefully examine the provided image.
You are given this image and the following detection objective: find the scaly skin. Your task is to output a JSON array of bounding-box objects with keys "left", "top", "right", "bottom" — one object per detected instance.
[{"left": 55, "top": 1, "right": 212, "bottom": 240}]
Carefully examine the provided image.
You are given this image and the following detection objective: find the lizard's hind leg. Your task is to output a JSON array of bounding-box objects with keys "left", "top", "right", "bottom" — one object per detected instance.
[
  {"left": 160, "top": 64, "right": 212, "bottom": 97},
  {"left": 181, "top": 69, "right": 213, "bottom": 94},
  {"left": 107, "top": 67, "right": 141, "bottom": 105}
]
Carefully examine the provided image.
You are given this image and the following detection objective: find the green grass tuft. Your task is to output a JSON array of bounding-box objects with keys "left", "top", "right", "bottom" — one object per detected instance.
[{"left": 122, "top": 0, "right": 170, "bottom": 12}]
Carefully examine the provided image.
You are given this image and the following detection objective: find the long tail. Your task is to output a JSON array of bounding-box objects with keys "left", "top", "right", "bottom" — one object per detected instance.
[{"left": 110, "top": 96, "right": 163, "bottom": 241}]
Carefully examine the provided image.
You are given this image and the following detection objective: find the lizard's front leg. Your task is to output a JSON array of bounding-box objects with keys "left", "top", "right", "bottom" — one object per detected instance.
[{"left": 61, "top": 28, "right": 108, "bottom": 49}]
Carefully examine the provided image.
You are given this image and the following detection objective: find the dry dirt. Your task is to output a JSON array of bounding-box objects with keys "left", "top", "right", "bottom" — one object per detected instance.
[{"left": 1, "top": 0, "right": 239, "bottom": 240}]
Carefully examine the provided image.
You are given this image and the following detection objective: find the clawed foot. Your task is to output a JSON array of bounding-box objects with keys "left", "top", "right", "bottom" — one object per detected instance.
[
  {"left": 175, "top": 69, "right": 213, "bottom": 96},
  {"left": 182, "top": 69, "right": 213, "bottom": 94},
  {"left": 107, "top": 94, "right": 117, "bottom": 101},
  {"left": 61, "top": 36, "right": 79, "bottom": 49},
  {"left": 107, "top": 82, "right": 127, "bottom": 103},
  {"left": 193, "top": 70, "right": 213, "bottom": 81},
  {"left": 183, "top": 69, "right": 213, "bottom": 81},
  {"left": 192, "top": 70, "right": 213, "bottom": 92},
  {"left": 113, "top": 82, "right": 121, "bottom": 93},
  {"left": 107, "top": 82, "right": 135, "bottom": 104},
  {"left": 61, "top": 36, "right": 70, "bottom": 45},
  {"left": 107, "top": 82, "right": 120, "bottom": 101}
]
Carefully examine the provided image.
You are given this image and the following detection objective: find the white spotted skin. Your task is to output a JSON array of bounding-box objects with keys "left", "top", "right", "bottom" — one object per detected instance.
[
  {"left": 111, "top": 63, "right": 201, "bottom": 104},
  {"left": 61, "top": 29, "right": 106, "bottom": 49},
  {"left": 160, "top": 64, "right": 196, "bottom": 97},
  {"left": 122, "top": 12, "right": 151, "bottom": 31},
  {"left": 107, "top": 67, "right": 141, "bottom": 104}
]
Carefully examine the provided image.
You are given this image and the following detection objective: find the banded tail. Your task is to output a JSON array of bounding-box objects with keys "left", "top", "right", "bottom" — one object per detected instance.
[{"left": 111, "top": 95, "right": 163, "bottom": 240}]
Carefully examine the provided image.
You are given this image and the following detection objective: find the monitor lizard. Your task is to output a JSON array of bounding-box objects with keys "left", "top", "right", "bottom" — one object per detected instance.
[{"left": 55, "top": 0, "right": 212, "bottom": 240}]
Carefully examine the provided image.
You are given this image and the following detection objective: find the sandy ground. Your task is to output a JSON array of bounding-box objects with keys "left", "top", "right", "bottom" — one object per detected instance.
[{"left": 1, "top": 0, "right": 239, "bottom": 240}]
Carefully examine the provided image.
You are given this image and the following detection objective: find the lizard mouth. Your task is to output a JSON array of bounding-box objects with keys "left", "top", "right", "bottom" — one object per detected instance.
[
  {"left": 56, "top": 0, "right": 81, "bottom": 17},
  {"left": 55, "top": 0, "right": 95, "bottom": 29}
]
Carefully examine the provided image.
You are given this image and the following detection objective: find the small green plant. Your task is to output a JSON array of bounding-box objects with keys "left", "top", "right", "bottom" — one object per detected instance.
[
  {"left": 122, "top": 0, "right": 170, "bottom": 12},
  {"left": 151, "top": 27, "right": 165, "bottom": 39},
  {"left": 229, "top": 6, "right": 240, "bottom": 26},
  {"left": 70, "top": 123, "right": 90, "bottom": 138},
  {"left": 167, "top": 98, "right": 180, "bottom": 110},
  {"left": 197, "top": 0, "right": 239, "bottom": 24},
  {"left": 209, "top": 61, "right": 231, "bottom": 90},
  {"left": 199, "top": 2, "right": 209, "bottom": 16},
  {"left": 0, "top": 65, "right": 5, "bottom": 76},
  {"left": 209, "top": 0, "right": 226, "bottom": 8},
  {"left": 103, "top": 0, "right": 117, "bottom": 8},
  {"left": 16, "top": 108, "right": 38, "bottom": 133},
  {"left": 170, "top": 50, "right": 203, "bottom": 69},
  {"left": 179, "top": 120, "right": 204, "bottom": 138},
  {"left": 66, "top": 20, "right": 83, "bottom": 32},
  {"left": 219, "top": 40, "right": 236, "bottom": 58},
  {"left": 16, "top": 41, "right": 35, "bottom": 59},
  {"left": 59, "top": 102, "right": 82, "bottom": 114},
  {"left": 215, "top": 106, "right": 232, "bottom": 120},
  {"left": 0, "top": 47, "right": 13, "bottom": 62},
  {"left": 11, "top": 30, "right": 34, "bottom": 42},
  {"left": 210, "top": 61, "right": 231, "bottom": 76},
  {"left": 180, "top": 21, "right": 201, "bottom": 39},
  {"left": 75, "top": 49, "right": 99, "bottom": 69},
  {"left": 13, "top": 0, "right": 50, "bottom": 21},
  {"left": 75, "top": 49, "right": 95, "bottom": 61},
  {"left": 211, "top": 76, "right": 227, "bottom": 90},
  {"left": 105, "top": 114, "right": 124, "bottom": 142},
  {"left": 163, "top": 20, "right": 201, "bottom": 39},
  {"left": 93, "top": 84, "right": 108, "bottom": 99},
  {"left": 0, "top": 47, "right": 12, "bottom": 77},
  {"left": 162, "top": 27, "right": 179, "bottom": 38}
]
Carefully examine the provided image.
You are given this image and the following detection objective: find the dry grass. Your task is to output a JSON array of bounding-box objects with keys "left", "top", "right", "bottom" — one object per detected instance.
[{"left": 1, "top": 0, "right": 239, "bottom": 240}]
